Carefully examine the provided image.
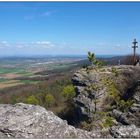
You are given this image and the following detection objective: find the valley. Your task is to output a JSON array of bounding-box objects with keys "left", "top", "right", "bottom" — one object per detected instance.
[{"left": 0, "top": 56, "right": 86, "bottom": 90}]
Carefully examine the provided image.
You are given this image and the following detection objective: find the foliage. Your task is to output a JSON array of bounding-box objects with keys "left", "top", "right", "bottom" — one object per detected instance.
[
  {"left": 93, "top": 111, "right": 115, "bottom": 129},
  {"left": 102, "top": 76, "right": 134, "bottom": 112},
  {"left": 118, "top": 99, "right": 134, "bottom": 112},
  {"left": 85, "top": 84, "right": 99, "bottom": 92},
  {"left": 80, "top": 111, "right": 115, "bottom": 130},
  {"left": 101, "top": 77, "right": 120, "bottom": 106},
  {"left": 100, "top": 68, "right": 106, "bottom": 72},
  {"left": 62, "top": 85, "right": 76, "bottom": 100},
  {"left": 87, "top": 52, "right": 103, "bottom": 68},
  {"left": 95, "top": 60, "right": 103, "bottom": 68},
  {"left": 11, "top": 95, "right": 18, "bottom": 104},
  {"left": 111, "top": 67, "right": 119, "bottom": 77},
  {"left": 101, "top": 116, "right": 115, "bottom": 128},
  {"left": 80, "top": 121, "right": 92, "bottom": 131},
  {"left": 45, "top": 94, "right": 55, "bottom": 107},
  {"left": 92, "top": 84, "right": 101, "bottom": 91},
  {"left": 26, "top": 95, "right": 39, "bottom": 105},
  {"left": 87, "top": 52, "right": 96, "bottom": 66}
]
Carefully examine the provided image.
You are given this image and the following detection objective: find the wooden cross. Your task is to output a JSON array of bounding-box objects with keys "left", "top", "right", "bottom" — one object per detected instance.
[{"left": 132, "top": 38, "right": 138, "bottom": 65}]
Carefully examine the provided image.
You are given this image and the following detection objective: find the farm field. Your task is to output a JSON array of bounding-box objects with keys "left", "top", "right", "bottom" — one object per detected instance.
[{"left": 0, "top": 56, "right": 86, "bottom": 90}]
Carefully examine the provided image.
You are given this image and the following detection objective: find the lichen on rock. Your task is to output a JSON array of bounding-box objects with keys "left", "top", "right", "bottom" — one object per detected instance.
[
  {"left": 72, "top": 65, "right": 140, "bottom": 133},
  {"left": 0, "top": 103, "right": 111, "bottom": 138}
]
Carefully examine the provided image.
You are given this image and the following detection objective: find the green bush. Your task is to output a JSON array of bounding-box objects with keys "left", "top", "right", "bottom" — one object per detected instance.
[
  {"left": 62, "top": 85, "right": 76, "bottom": 100},
  {"left": 102, "top": 77, "right": 120, "bottom": 105},
  {"left": 11, "top": 95, "right": 18, "bottom": 104},
  {"left": 45, "top": 94, "right": 55, "bottom": 107},
  {"left": 118, "top": 99, "right": 134, "bottom": 112},
  {"left": 87, "top": 52, "right": 96, "bottom": 66},
  {"left": 111, "top": 67, "right": 119, "bottom": 77},
  {"left": 96, "top": 60, "right": 103, "bottom": 68},
  {"left": 26, "top": 95, "right": 39, "bottom": 105},
  {"left": 87, "top": 52, "right": 103, "bottom": 68},
  {"left": 102, "top": 116, "right": 114, "bottom": 128}
]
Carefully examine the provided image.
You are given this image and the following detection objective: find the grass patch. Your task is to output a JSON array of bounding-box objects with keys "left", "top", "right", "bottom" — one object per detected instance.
[
  {"left": 16, "top": 71, "right": 34, "bottom": 76},
  {"left": 20, "top": 80, "right": 40, "bottom": 84},
  {"left": 0, "top": 78, "right": 9, "bottom": 82},
  {"left": 0, "top": 67, "right": 22, "bottom": 74},
  {"left": 1, "top": 80, "right": 21, "bottom": 84}
]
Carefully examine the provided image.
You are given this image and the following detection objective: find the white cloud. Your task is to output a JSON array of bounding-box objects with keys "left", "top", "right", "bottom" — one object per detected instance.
[
  {"left": 0, "top": 41, "right": 10, "bottom": 48},
  {"left": 0, "top": 41, "right": 56, "bottom": 49},
  {"left": 35, "top": 41, "right": 51, "bottom": 45},
  {"left": 1, "top": 41, "right": 8, "bottom": 44},
  {"left": 31, "top": 41, "right": 55, "bottom": 48},
  {"left": 16, "top": 45, "right": 25, "bottom": 49},
  {"left": 24, "top": 10, "right": 57, "bottom": 20}
]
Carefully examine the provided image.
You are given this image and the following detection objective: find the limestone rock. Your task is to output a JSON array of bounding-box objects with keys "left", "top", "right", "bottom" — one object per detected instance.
[
  {"left": 0, "top": 103, "right": 110, "bottom": 139},
  {"left": 112, "top": 109, "right": 139, "bottom": 126},
  {"left": 72, "top": 65, "right": 140, "bottom": 121},
  {"left": 110, "top": 124, "right": 140, "bottom": 138}
]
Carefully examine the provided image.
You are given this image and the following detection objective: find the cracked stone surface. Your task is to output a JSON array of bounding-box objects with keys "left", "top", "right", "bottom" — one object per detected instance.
[
  {"left": 0, "top": 103, "right": 139, "bottom": 138},
  {"left": 0, "top": 103, "right": 111, "bottom": 138}
]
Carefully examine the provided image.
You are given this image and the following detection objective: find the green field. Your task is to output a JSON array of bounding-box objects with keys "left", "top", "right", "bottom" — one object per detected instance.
[
  {"left": 0, "top": 67, "right": 23, "bottom": 74},
  {"left": 0, "top": 57, "right": 85, "bottom": 90}
]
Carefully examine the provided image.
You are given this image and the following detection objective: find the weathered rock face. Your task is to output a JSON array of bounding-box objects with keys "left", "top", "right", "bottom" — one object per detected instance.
[
  {"left": 72, "top": 65, "right": 140, "bottom": 120},
  {"left": 0, "top": 65, "right": 140, "bottom": 138},
  {"left": 72, "top": 67, "right": 109, "bottom": 119},
  {"left": 0, "top": 103, "right": 139, "bottom": 138},
  {"left": 0, "top": 103, "right": 111, "bottom": 139},
  {"left": 110, "top": 124, "right": 140, "bottom": 138},
  {"left": 72, "top": 65, "right": 140, "bottom": 137},
  {"left": 111, "top": 76, "right": 140, "bottom": 127}
]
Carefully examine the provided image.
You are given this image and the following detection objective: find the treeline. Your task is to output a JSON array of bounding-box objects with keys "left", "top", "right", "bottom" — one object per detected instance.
[{"left": 0, "top": 72, "right": 76, "bottom": 119}]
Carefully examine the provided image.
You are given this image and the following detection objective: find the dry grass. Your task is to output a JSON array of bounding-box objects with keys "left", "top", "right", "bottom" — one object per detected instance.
[
  {"left": 0, "top": 73, "right": 21, "bottom": 79},
  {"left": 0, "top": 80, "right": 23, "bottom": 89}
]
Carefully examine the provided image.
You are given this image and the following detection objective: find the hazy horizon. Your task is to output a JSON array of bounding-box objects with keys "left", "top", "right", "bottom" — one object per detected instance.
[
  {"left": 0, "top": 2, "right": 140, "bottom": 56},
  {"left": 0, "top": 54, "right": 130, "bottom": 59}
]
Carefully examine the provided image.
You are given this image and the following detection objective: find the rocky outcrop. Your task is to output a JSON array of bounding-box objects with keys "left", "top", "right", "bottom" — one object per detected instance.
[
  {"left": 72, "top": 67, "right": 109, "bottom": 118},
  {"left": 72, "top": 65, "right": 140, "bottom": 137},
  {"left": 111, "top": 75, "right": 140, "bottom": 127},
  {"left": 112, "top": 109, "right": 140, "bottom": 126},
  {"left": 0, "top": 103, "right": 112, "bottom": 138},
  {"left": 0, "top": 103, "right": 139, "bottom": 138},
  {"left": 110, "top": 125, "right": 140, "bottom": 138},
  {"left": 0, "top": 65, "right": 140, "bottom": 138},
  {"left": 72, "top": 65, "right": 140, "bottom": 119}
]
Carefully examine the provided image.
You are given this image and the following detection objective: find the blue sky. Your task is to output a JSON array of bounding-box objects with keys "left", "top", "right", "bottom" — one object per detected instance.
[{"left": 0, "top": 2, "right": 140, "bottom": 56}]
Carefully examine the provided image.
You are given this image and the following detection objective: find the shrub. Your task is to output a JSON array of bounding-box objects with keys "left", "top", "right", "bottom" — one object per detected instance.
[
  {"left": 111, "top": 67, "right": 119, "bottom": 77},
  {"left": 102, "top": 77, "right": 120, "bottom": 106},
  {"left": 87, "top": 52, "right": 96, "bottom": 66},
  {"left": 11, "top": 95, "right": 18, "bottom": 104},
  {"left": 118, "top": 99, "right": 134, "bottom": 112},
  {"left": 26, "top": 95, "right": 39, "bottom": 105},
  {"left": 96, "top": 60, "right": 103, "bottom": 68},
  {"left": 45, "top": 94, "right": 55, "bottom": 107},
  {"left": 102, "top": 116, "right": 115, "bottom": 128},
  {"left": 87, "top": 52, "right": 103, "bottom": 68},
  {"left": 62, "top": 85, "right": 76, "bottom": 100},
  {"left": 80, "top": 121, "right": 91, "bottom": 131}
]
